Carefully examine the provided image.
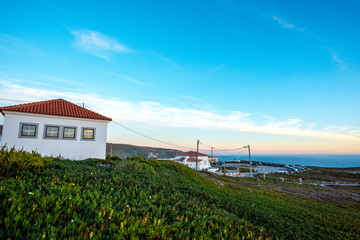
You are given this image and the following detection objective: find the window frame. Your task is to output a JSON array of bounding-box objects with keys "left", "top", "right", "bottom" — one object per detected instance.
[
  {"left": 19, "top": 122, "right": 39, "bottom": 139},
  {"left": 43, "top": 125, "right": 60, "bottom": 139},
  {"left": 62, "top": 126, "right": 77, "bottom": 140},
  {"left": 81, "top": 127, "right": 96, "bottom": 141}
]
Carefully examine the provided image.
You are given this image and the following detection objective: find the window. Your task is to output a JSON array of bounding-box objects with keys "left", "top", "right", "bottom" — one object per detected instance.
[
  {"left": 21, "top": 124, "right": 37, "bottom": 137},
  {"left": 45, "top": 126, "right": 59, "bottom": 138},
  {"left": 82, "top": 128, "right": 95, "bottom": 140},
  {"left": 63, "top": 127, "right": 76, "bottom": 139}
]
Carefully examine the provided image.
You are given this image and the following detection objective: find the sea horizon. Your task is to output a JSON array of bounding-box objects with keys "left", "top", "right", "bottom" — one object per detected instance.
[{"left": 215, "top": 154, "right": 360, "bottom": 168}]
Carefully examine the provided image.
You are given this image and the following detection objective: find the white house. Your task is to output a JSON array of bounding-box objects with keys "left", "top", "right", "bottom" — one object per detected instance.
[
  {"left": 172, "top": 151, "right": 211, "bottom": 170},
  {"left": 0, "top": 99, "right": 112, "bottom": 160}
]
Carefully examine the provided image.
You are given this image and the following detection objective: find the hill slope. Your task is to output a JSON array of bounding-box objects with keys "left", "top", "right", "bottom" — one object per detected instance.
[
  {"left": 1, "top": 158, "right": 359, "bottom": 239},
  {"left": 106, "top": 143, "right": 182, "bottom": 159}
]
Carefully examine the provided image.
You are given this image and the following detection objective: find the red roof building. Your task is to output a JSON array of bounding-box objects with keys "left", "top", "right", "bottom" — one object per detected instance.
[
  {"left": 0, "top": 99, "right": 111, "bottom": 160},
  {"left": 186, "top": 157, "right": 203, "bottom": 162},
  {"left": 174, "top": 157, "right": 185, "bottom": 162},
  {"left": 176, "top": 151, "right": 209, "bottom": 157},
  {"left": 0, "top": 99, "right": 112, "bottom": 121}
]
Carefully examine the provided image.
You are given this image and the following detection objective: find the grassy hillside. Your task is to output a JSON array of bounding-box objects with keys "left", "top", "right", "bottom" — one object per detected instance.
[
  {"left": 266, "top": 166, "right": 360, "bottom": 184},
  {"left": 1, "top": 156, "right": 359, "bottom": 239},
  {"left": 106, "top": 143, "right": 182, "bottom": 159}
]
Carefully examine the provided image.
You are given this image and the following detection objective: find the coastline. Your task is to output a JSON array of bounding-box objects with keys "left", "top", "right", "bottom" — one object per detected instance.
[{"left": 216, "top": 154, "right": 360, "bottom": 168}]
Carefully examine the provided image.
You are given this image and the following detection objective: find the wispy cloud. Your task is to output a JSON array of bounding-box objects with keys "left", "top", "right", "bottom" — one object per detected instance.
[
  {"left": 149, "top": 51, "right": 181, "bottom": 69},
  {"left": 71, "top": 30, "right": 132, "bottom": 60},
  {"left": 272, "top": 16, "right": 305, "bottom": 32},
  {"left": 271, "top": 16, "right": 347, "bottom": 70},
  {"left": 1, "top": 80, "right": 359, "bottom": 143},
  {"left": 328, "top": 48, "right": 346, "bottom": 70},
  {"left": 272, "top": 15, "right": 294, "bottom": 29},
  {"left": 107, "top": 72, "right": 153, "bottom": 87}
]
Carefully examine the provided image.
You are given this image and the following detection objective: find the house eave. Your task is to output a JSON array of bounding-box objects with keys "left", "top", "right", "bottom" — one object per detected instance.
[{"left": 1, "top": 111, "right": 112, "bottom": 123}]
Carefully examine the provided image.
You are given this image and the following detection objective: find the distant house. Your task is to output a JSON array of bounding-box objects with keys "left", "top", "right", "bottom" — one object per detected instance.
[
  {"left": 172, "top": 151, "right": 211, "bottom": 170},
  {"left": 208, "top": 157, "right": 218, "bottom": 164},
  {"left": 0, "top": 99, "right": 112, "bottom": 160}
]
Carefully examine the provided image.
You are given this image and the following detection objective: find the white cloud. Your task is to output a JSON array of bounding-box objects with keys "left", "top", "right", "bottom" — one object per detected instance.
[
  {"left": 71, "top": 30, "right": 131, "bottom": 60},
  {"left": 271, "top": 17, "right": 347, "bottom": 70},
  {"left": 107, "top": 72, "right": 154, "bottom": 88},
  {"left": 0, "top": 80, "right": 359, "bottom": 143},
  {"left": 272, "top": 16, "right": 294, "bottom": 29},
  {"left": 329, "top": 49, "right": 346, "bottom": 70},
  {"left": 272, "top": 15, "right": 306, "bottom": 32}
]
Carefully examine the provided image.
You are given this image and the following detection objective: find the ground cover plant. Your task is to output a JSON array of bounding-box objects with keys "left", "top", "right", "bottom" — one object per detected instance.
[
  {"left": 0, "top": 157, "right": 268, "bottom": 239},
  {"left": 0, "top": 145, "right": 52, "bottom": 177},
  {"left": 1, "top": 154, "right": 359, "bottom": 239}
]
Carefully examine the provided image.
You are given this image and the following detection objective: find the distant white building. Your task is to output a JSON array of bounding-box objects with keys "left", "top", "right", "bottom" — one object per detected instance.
[
  {"left": 0, "top": 99, "right": 112, "bottom": 160},
  {"left": 173, "top": 151, "right": 211, "bottom": 170}
]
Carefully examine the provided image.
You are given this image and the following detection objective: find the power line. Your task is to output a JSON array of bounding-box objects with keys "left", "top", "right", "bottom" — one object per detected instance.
[
  {"left": 199, "top": 140, "right": 246, "bottom": 152},
  {"left": 111, "top": 121, "right": 194, "bottom": 150},
  {"left": 210, "top": 147, "right": 247, "bottom": 157},
  {"left": 0, "top": 100, "right": 250, "bottom": 153},
  {"left": 215, "top": 147, "right": 246, "bottom": 151},
  {"left": 233, "top": 148, "right": 247, "bottom": 155},
  {"left": 199, "top": 141, "right": 212, "bottom": 148},
  {"left": 85, "top": 105, "right": 194, "bottom": 150}
]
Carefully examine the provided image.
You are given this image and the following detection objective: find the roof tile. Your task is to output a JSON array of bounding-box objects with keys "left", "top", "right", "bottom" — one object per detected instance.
[
  {"left": 186, "top": 157, "right": 203, "bottom": 162},
  {"left": 0, "top": 99, "right": 112, "bottom": 121},
  {"left": 176, "top": 151, "right": 208, "bottom": 157}
]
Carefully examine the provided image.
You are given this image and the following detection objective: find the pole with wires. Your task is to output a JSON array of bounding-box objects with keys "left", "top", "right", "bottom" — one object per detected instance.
[
  {"left": 211, "top": 146, "right": 213, "bottom": 164},
  {"left": 244, "top": 145, "right": 252, "bottom": 177},
  {"left": 196, "top": 140, "right": 199, "bottom": 171}
]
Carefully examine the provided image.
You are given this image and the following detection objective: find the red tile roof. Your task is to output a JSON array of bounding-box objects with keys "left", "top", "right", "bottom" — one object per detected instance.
[
  {"left": 174, "top": 157, "right": 185, "bottom": 162},
  {"left": 0, "top": 99, "right": 112, "bottom": 121},
  {"left": 186, "top": 157, "right": 203, "bottom": 162},
  {"left": 176, "top": 151, "right": 208, "bottom": 157}
]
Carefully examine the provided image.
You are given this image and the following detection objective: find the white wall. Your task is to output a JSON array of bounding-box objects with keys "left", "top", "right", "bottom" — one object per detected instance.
[
  {"left": 172, "top": 155, "right": 211, "bottom": 170},
  {"left": 0, "top": 112, "right": 109, "bottom": 160}
]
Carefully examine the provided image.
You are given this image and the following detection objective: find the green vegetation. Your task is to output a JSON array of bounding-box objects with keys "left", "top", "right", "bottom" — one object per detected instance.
[
  {"left": 1, "top": 152, "right": 359, "bottom": 239},
  {"left": 106, "top": 143, "right": 182, "bottom": 159},
  {"left": 0, "top": 145, "right": 52, "bottom": 177}
]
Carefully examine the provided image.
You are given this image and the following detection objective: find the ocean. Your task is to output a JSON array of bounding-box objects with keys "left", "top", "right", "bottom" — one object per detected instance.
[{"left": 216, "top": 154, "right": 360, "bottom": 168}]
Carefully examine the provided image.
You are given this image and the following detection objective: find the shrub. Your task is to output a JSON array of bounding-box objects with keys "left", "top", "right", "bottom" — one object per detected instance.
[
  {"left": 0, "top": 145, "right": 53, "bottom": 176},
  {"left": 126, "top": 156, "right": 146, "bottom": 161},
  {"left": 106, "top": 154, "right": 123, "bottom": 161}
]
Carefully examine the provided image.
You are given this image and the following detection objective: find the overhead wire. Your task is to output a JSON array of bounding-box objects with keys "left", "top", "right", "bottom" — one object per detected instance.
[
  {"left": 89, "top": 101, "right": 252, "bottom": 158},
  {"left": 0, "top": 99, "right": 249, "bottom": 153},
  {"left": 111, "top": 121, "right": 194, "bottom": 150},
  {"left": 199, "top": 140, "right": 246, "bottom": 152},
  {"left": 85, "top": 105, "right": 194, "bottom": 150}
]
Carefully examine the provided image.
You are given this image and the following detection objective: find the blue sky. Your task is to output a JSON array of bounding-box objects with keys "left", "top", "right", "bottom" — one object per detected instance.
[{"left": 1, "top": 0, "right": 359, "bottom": 154}]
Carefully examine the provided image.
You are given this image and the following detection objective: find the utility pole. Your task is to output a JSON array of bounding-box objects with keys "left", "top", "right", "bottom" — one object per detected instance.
[
  {"left": 244, "top": 145, "right": 253, "bottom": 177},
  {"left": 211, "top": 147, "right": 213, "bottom": 164},
  {"left": 196, "top": 140, "right": 199, "bottom": 171}
]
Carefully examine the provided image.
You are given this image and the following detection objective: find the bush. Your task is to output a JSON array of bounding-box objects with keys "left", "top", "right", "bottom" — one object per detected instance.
[
  {"left": 126, "top": 156, "right": 146, "bottom": 161},
  {"left": 106, "top": 154, "right": 123, "bottom": 161},
  {"left": 0, "top": 145, "right": 53, "bottom": 176}
]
